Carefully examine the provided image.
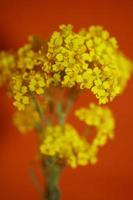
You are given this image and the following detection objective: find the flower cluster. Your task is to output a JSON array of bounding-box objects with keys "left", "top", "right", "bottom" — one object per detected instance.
[
  {"left": 0, "top": 51, "right": 15, "bottom": 86},
  {"left": 44, "top": 25, "right": 132, "bottom": 103},
  {"left": 9, "top": 38, "right": 52, "bottom": 110},
  {"left": 40, "top": 104, "right": 115, "bottom": 168},
  {"left": 75, "top": 103, "right": 115, "bottom": 147},
  {"left": 0, "top": 24, "right": 131, "bottom": 110},
  {"left": 13, "top": 103, "right": 40, "bottom": 133},
  {"left": 40, "top": 123, "right": 91, "bottom": 168},
  {"left": 11, "top": 72, "right": 50, "bottom": 110}
]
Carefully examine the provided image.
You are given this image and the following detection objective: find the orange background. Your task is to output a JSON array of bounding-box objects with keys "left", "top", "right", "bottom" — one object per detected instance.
[{"left": 0, "top": 0, "right": 133, "bottom": 199}]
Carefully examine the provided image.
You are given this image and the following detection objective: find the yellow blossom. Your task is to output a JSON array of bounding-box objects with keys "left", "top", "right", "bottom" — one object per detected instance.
[
  {"left": 40, "top": 123, "right": 93, "bottom": 168},
  {"left": 0, "top": 51, "right": 15, "bottom": 85},
  {"left": 13, "top": 104, "right": 40, "bottom": 133},
  {"left": 17, "top": 44, "right": 36, "bottom": 70},
  {"left": 75, "top": 103, "right": 115, "bottom": 147},
  {"left": 28, "top": 73, "right": 46, "bottom": 94},
  {"left": 1, "top": 24, "right": 132, "bottom": 110},
  {"left": 40, "top": 105, "right": 114, "bottom": 168},
  {"left": 11, "top": 75, "right": 29, "bottom": 110},
  {"left": 43, "top": 24, "right": 132, "bottom": 104}
]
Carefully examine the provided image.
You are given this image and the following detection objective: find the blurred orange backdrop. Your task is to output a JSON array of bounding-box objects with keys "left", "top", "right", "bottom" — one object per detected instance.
[{"left": 0, "top": 0, "right": 133, "bottom": 199}]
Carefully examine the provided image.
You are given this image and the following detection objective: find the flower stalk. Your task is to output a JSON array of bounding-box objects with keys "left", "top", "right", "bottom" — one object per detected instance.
[{"left": 42, "top": 158, "right": 62, "bottom": 200}]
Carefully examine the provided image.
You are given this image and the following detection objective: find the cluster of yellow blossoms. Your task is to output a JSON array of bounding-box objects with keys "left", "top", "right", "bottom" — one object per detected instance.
[
  {"left": 10, "top": 41, "right": 51, "bottom": 110},
  {"left": 40, "top": 104, "right": 115, "bottom": 168},
  {"left": 40, "top": 123, "right": 91, "bottom": 168},
  {"left": 44, "top": 25, "right": 132, "bottom": 103},
  {"left": 0, "top": 51, "right": 15, "bottom": 86},
  {"left": 0, "top": 24, "right": 132, "bottom": 109},
  {"left": 13, "top": 103, "right": 40, "bottom": 134},
  {"left": 75, "top": 103, "right": 115, "bottom": 146}
]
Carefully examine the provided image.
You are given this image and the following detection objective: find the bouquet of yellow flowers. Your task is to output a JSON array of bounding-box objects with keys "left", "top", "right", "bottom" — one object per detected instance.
[{"left": 0, "top": 24, "right": 132, "bottom": 200}]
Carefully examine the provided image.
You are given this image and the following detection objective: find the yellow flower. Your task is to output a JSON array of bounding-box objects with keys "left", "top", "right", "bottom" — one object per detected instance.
[
  {"left": 75, "top": 103, "right": 115, "bottom": 147},
  {"left": 11, "top": 75, "right": 29, "bottom": 110},
  {"left": 44, "top": 24, "right": 132, "bottom": 104},
  {"left": 40, "top": 123, "right": 92, "bottom": 168},
  {"left": 2, "top": 24, "right": 132, "bottom": 110},
  {"left": 0, "top": 51, "right": 15, "bottom": 85},
  {"left": 29, "top": 73, "right": 46, "bottom": 94},
  {"left": 13, "top": 103, "right": 40, "bottom": 133},
  {"left": 17, "top": 44, "right": 36, "bottom": 70},
  {"left": 9, "top": 37, "right": 52, "bottom": 110},
  {"left": 40, "top": 103, "right": 115, "bottom": 168}
]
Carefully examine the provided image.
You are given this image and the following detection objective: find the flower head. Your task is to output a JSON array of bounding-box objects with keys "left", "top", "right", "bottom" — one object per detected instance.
[
  {"left": 1, "top": 24, "right": 132, "bottom": 110},
  {"left": 13, "top": 103, "right": 40, "bottom": 133},
  {"left": 0, "top": 51, "right": 15, "bottom": 85},
  {"left": 75, "top": 103, "right": 115, "bottom": 146},
  {"left": 40, "top": 123, "right": 92, "bottom": 168},
  {"left": 45, "top": 25, "right": 132, "bottom": 104},
  {"left": 40, "top": 104, "right": 115, "bottom": 168}
]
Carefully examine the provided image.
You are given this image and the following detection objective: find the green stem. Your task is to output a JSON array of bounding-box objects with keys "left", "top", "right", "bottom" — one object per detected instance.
[
  {"left": 31, "top": 91, "right": 70, "bottom": 200},
  {"left": 56, "top": 101, "right": 64, "bottom": 125},
  {"left": 31, "top": 93, "right": 45, "bottom": 120},
  {"left": 29, "top": 165, "right": 42, "bottom": 196},
  {"left": 42, "top": 158, "right": 61, "bottom": 200}
]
